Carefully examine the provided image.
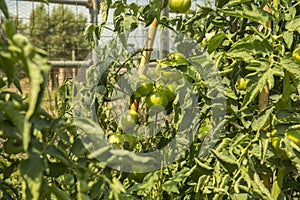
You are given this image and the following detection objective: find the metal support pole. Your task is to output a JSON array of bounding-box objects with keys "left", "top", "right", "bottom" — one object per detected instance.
[
  {"left": 50, "top": 60, "right": 92, "bottom": 68},
  {"left": 160, "top": 7, "right": 169, "bottom": 59},
  {"left": 19, "top": 0, "right": 88, "bottom": 7},
  {"left": 91, "top": 0, "right": 99, "bottom": 65}
]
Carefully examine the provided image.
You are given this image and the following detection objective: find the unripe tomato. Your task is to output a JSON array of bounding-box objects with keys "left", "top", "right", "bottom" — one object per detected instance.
[
  {"left": 135, "top": 75, "right": 154, "bottom": 97},
  {"left": 237, "top": 78, "right": 250, "bottom": 90},
  {"left": 270, "top": 129, "right": 287, "bottom": 158},
  {"left": 292, "top": 47, "right": 300, "bottom": 64},
  {"left": 107, "top": 133, "right": 123, "bottom": 148},
  {"left": 157, "top": 84, "right": 176, "bottom": 102},
  {"left": 119, "top": 110, "right": 138, "bottom": 131},
  {"left": 146, "top": 92, "right": 168, "bottom": 108},
  {"left": 121, "top": 134, "right": 138, "bottom": 149},
  {"left": 135, "top": 74, "right": 153, "bottom": 97},
  {"left": 168, "top": 0, "right": 191, "bottom": 13},
  {"left": 135, "top": 83, "right": 153, "bottom": 97},
  {"left": 108, "top": 133, "right": 137, "bottom": 149}
]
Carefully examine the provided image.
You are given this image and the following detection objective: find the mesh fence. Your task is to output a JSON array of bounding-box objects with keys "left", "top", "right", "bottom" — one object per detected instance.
[{"left": 4, "top": 0, "right": 208, "bottom": 112}]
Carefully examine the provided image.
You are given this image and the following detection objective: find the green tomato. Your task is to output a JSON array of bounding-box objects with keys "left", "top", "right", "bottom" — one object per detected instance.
[
  {"left": 121, "top": 134, "right": 138, "bottom": 149},
  {"left": 168, "top": 0, "right": 191, "bottom": 13},
  {"left": 270, "top": 129, "right": 287, "bottom": 158},
  {"left": 292, "top": 47, "right": 300, "bottom": 64},
  {"left": 135, "top": 74, "right": 154, "bottom": 97},
  {"left": 119, "top": 110, "right": 138, "bottom": 131},
  {"left": 237, "top": 78, "right": 250, "bottom": 90},
  {"left": 107, "top": 133, "right": 123, "bottom": 148},
  {"left": 157, "top": 84, "right": 176, "bottom": 102},
  {"left": 146, "top": 92, "right": 168, "bottom": 108},
  {"left": 107, "top": 133, "right": 137, "bottom": 149},
  {"left": 107, "top": 134, "right": 122, "bottom": 145},
  {"left": 135, "top": 82, "right": 153, "bottom": 97}
]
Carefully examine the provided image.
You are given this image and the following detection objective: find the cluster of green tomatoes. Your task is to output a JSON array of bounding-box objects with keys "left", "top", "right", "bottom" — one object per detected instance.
[
  {"left": 119, "top": 53, "right": 189, "bottom": 132},
  {"left": 108, "top": 53, "right": 191, "bottom": 149}
]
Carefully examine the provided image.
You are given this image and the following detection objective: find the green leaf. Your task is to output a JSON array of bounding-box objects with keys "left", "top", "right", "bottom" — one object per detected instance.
[
  {"left": 286, "top": 17, "right": 300, "bottom": 33},
  {"left": 47, "top": 162, "right": 68, "bottom": 178},
  {"left": 20, "top": 152, "right": 45, "bottom": 200},
  {"left": 141, "top": 4, "right": 159, "bottom": 26},
  {"left": 162, "top": 168, "right": 189, "bottom": 194},
  {"left": 282, "top": 31, "right": 293, "bottom": 49},
  {"left": 0, "top": 100, "right": 24, "bottom": 134},
  {"left": 224, "top": 0, "right": 251, "bottom": 8},
  {"left": 0, "top": 53, "right": 17, "bottom": 87},
  {"left": 49, "top": 185, "right": 71, "bottom": 200},
  {"left": 70, "top": 137, "right": 87, "bottom": 157},
  {"left": 100, "top": 0, "right": 112, "bottom": 25},
  {"left": 78, "top": 180, "right": 89, "bottom": 193},
  {"left": 2, "top": 20, "right": 16, "bottom": 39},
  {"left": 84, "top": 24, "right": 96, "bottom": 47},
  {"left": 253, "top": 173, "right": 273, "bottom": 199},
  {"left": 0, "top": 0, "right": 9, "bottom": 18},
  {"left": 219, "top": 4, "right": 270, "bottom": 26},
  {"left": 77, "top": 192, "right": 91, "bottom": 200},
  {"left": 127, "top": 171, "right": 159, "bottom": 192},
  {"left": 162, "top": 181, "right": 180, "bottom": 194},
  {"left": 242, "top": 62, "right": 273, "bottom": 108},
  {"left": 227, "top": 36, "right": 273, "bottom": 62},
  {"left": 281, "top": 58, "right": 300, "bottom": 81},
  {"left": 215, "top": 0, "right": 229, "bottom": 8},
  {"left": 44, "top": 145, "right": 71, "bottom": 166},
  {"left": 23, "top": 47, "right": 51, "bottom": 150},
  {"left": 110, "top": 177, "right": 126, "bottom": 194},
  {"left": 194, "top": 157, "right": 214, "bottom": 172},
  {"left": 232, "top": 193, "right": 248, "bottom": 200},
  {"left": 251, "top": 106, "right": 274, "bottom": 131},
  {"left": 211, "top": 149, "right": 237, "bottom": 172},
  {"left": 207, "top": 33, "right": 226, "bottom": 53}
]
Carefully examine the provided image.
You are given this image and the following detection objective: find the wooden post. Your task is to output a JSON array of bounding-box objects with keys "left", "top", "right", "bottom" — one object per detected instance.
[
  {"left": 259, "top": 4, "right": 272, "bottom": 190},
  {"left": 130, "top": 18, "right": 159, "bottom": 111}
]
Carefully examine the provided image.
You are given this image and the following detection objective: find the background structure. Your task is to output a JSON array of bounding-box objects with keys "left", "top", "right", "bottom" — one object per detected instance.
[{"left": 4, "top": 0, "right": 208, "bottom": 110}]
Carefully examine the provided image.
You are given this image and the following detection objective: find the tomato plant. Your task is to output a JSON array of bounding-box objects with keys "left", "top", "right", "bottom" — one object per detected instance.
[{"left": 1, "top": 0, "right": 300, "bottom": 199}]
